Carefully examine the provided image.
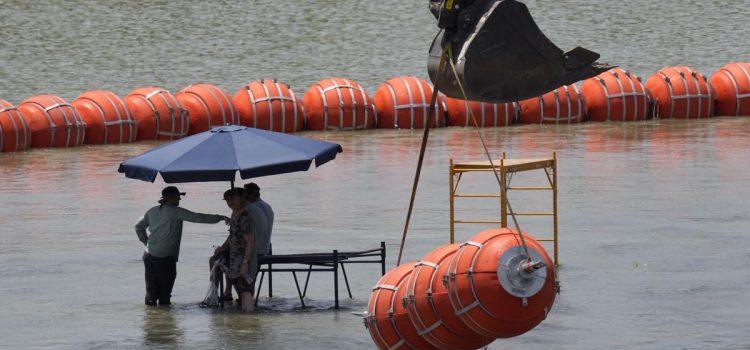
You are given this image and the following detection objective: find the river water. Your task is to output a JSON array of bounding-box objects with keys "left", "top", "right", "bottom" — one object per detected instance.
[{"left": 1, "top": 1, "right": 749, "bottom": 349}]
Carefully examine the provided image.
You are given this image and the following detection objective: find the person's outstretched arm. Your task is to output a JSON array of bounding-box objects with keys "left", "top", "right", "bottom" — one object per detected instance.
[
  {"left": 175, "top": 207, "right": 227, "bottom": 224},
  {"left": 135, "top": 214, "right": 149, "bottom": 246}
]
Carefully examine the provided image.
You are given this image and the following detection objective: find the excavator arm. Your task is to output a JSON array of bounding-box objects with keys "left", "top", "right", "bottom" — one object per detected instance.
[{"left": 427, "top": 0, "right": 613, "bottom": 103}]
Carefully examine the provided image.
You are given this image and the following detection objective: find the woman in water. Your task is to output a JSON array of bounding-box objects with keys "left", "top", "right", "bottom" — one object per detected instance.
[{"left": 214, "top": 187, "right": 258, "bottom": 312}]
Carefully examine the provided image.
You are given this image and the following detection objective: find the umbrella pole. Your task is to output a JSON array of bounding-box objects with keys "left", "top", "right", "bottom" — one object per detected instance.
[{"left": 231, "top": 180, "right": 235, "bottom": 189}]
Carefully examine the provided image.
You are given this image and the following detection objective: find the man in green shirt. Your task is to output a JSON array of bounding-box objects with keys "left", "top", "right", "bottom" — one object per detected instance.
[{"left": 135, "top": 186, "right": 228, "bottom": 306}]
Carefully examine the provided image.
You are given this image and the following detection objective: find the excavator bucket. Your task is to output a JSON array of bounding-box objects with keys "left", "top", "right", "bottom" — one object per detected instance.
[{"left": 427, "top": 0, "right": 613, "bottom": 103}]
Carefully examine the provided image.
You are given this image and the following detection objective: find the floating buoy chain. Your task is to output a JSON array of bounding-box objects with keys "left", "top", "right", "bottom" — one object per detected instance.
[
  {"left": 40, "top": 100, "right": 86, "bottom": 147},
  {"left": 712, "top": 63, "right": 750, "bottom": 115},
  {"left": 136, "top": 89, "right": 188, "bottom": 139},
  {"left": 77, "top": 95, "right": 127, "bottom": 143},
  {"left": 595, "top": 70, "right": 646, "bottom": 121},
  {"left": 649, "top": 67, "right": 713, "bottom": 119},
  {"left": 0, "top": 103, "right": 31, "bottom": 151},
  {"left": 445, "top": 46, "right": 533, "bottom": 260}
]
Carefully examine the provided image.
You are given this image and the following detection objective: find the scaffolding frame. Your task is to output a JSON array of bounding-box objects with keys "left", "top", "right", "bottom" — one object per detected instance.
[{"left": 449, "top": 152, "right": 558, "bottom": 266}]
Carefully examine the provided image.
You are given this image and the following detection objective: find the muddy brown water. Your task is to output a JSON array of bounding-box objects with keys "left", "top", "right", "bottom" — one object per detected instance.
[{"left": 1, "top": 1, "right": 749, "bottom": 349}]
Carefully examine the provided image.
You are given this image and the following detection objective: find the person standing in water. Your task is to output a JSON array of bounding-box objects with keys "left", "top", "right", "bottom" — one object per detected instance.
[
  {"left": 244, "top": 183, "right": 274, "bottom": 255},
  {"left": 135, "top": 186, "right": 228, "bottom": 306},
  {"left": 212, "top": 184, "right": 269, "bottom": 302},
  {"left": 213, "top": 188, "right": 258, "bottom": 312}
]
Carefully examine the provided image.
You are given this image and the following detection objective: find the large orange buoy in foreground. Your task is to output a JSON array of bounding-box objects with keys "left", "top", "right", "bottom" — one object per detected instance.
[
  {"left": 645, "top": 66, "right": 713, "bottom": 119},
  {"left": 233, "top": 79, "right": 304, "bottom": 133},
  {"left": 374, "top": 76, "right": 447, "bottom": 129},
  {"left": 0, "top": 100, "right": 31, "bottom": 152},
  {"left": 392, "top": 267, "right": 443, "bottom": 350},
  {"left": 444, "top": 97, "right": 517, "bottom": 127},
  {"left": 176, "top": 83, "right": 238, "bottom": 135},
  {"left": 404, "top": 243, "right": 494, "bottom": 350},
  {"left": 365, "top": 262, "right": 430, "bottom": 350},
  {"left": 125, "top": 87, "right": 189, "bottom": 140},
  {"left": 446, "top": 228, "right": 557, "bottom": 339},
  {"left": 302, "top": 77, "right": 375, "bottom": 131},
  {"left": 580, "top": 68, "right": 650, "bottom": 121},
  {"left": 72, "top": 90, "right": 136, "bottom": 144},
  {"left": 709, "top": 62, "right": 750, "bottom": 116},
  {"left": 17, "top": 95, "right": 86, "bottom": 148},
  {"left": 518, "top": 85, "right": 584, "bottom": 124},
  {"left": 366, "top": 229, "right": 557, "bottom": 349}
]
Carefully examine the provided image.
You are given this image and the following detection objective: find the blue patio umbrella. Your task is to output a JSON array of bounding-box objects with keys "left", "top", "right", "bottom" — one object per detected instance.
[{"left": 118, "top": 125, "right": 342, "bottom": 184}]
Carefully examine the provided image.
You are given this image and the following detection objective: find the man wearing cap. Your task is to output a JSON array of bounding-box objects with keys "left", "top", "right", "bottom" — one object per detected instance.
[
  {"left": 135, "top": 186, "right": 229, "bottom": 306},
  {"left": 244, "top": 183, "right": 274, "bottom": 255}
]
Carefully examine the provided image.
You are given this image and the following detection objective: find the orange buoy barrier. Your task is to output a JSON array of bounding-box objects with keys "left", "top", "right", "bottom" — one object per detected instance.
[
  {"left": 580, "top": 68, "right": 650, "bottom": 121},
  {"left": 365, "top": 262, "right": 429, "bottom": 350},
  {"left": 645, "top": 66, "right": 713, "bottom": 119},
  {"left": 17, "top": 95, "right": 86, "bottom": 148},
  {"left": 71, "top": 90, "right": 136, "bottom": 144},
  {"left": 444, "top": 97, "right": 517, "bottom": 127},
  {"left": 404, "top": 243, "right": 494, "bottom": 350},
  {"left": 0, "top": 100, "right": 31, "bottom": 152},
  {"left": 709, "top": 62, "right": 750, "bottom": 116},
  {"left": 392, "top": 267, "right": 443, "bottom": 350},
  {"left": 302, "top": 77, "right": 375, "bottom": 131},
  {"left": 176, "top": 83, "right": 238, "bottom": 135},
  {"left": 518, "top": 85, "right": 584, "bottom": 124},
  {"left": 125, "top": 87, "right": 189, "bottom": 140},
  {"left": 445, "top": 228, "right": 557, "bottom": 338},
  {"left": 374, "top": 76, "right": 447, "bottom": 129},
  {"left": 233, "top": 79, "right": 303, "bottom": 133}
]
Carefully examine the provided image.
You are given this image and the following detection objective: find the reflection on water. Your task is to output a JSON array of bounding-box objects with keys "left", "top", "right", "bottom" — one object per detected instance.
[
  {"left": 142, "top": 307, "right": 183, "bottom": 347},
  {"left": 208, "top": 310, "right": 262, "bottom": 348},
  {"left": 1, "top": 120, "right": 749, "bottom": 349}
]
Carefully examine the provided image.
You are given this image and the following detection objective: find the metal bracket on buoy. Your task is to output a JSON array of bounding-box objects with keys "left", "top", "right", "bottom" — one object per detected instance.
[
  {"left": 362, "top": 312, "right": 370, "bottom": 328},
  {"left": 498, "top": 246, "right": 547, "bottom": 299}
]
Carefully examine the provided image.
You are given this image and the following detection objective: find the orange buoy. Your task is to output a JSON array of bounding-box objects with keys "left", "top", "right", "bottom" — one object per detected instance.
[
  {"left": 392, "top": 268, "right": 443, "bottom": 350},
  {"left": 445, "top": 98, "right": 517, "bottom": 127},
  {"left": 71, "top": 90, "right": 136, "bottom": 144},
  {"left": 302, "top": 77, "right": 375, "bottom": 131},
  {"left": 446, "top": 228, "right": 557, "bottom": 338},
  {"left": 125, "top": 87, "right": 189, "bottom": 140},
  {"left": 580, "top": 68, "right": 650, "bottom": 121},
  {"left": 233, "top": 79, "right": 303, "bottom": 133},
  {"left": 176, "top": 83, "right": 238, "bottom": 135},
  {"left": 0, "top": 100, "right": 31, "bottom": 152},
  {"left": 518, "top": 84, "right": 584, "bottom": 124},
  {"left": 374, "top": 76, "right": 447, "bottom": 129},
  {"left": 365, "top": 262, "right": 424, "bottom": 350},
  {"left": 404, "top": 243, "right": 494, "bottom": 350},
  {"left": 17, "top": 95, "right": 86, "bottom": 148},
  {"left": 709, "top": 62, "right": 750, "bottom": 116},
  {"left": 645, "top": 66, "right": 713, "bottom": 119}
]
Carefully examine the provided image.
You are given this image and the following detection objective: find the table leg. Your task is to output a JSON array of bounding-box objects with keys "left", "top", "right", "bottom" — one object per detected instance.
[
  {"left": 292, "top": 271, "right": 306, "bottom": 308},
  {"left": 340, "top": 262, "right": 353, "bottom": 299}
]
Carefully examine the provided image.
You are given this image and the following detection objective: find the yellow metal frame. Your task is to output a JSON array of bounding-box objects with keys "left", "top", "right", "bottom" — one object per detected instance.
[{"left": 449, "top": 152, "right": 559, "bottom": 266}]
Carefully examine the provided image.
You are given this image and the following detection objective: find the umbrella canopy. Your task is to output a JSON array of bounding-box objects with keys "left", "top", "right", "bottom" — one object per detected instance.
[{"left": 118, "top": 125, "right": 342, "bottom": 183}]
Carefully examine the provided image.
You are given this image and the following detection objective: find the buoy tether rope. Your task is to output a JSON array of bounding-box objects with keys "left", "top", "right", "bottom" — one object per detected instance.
[
  {"left": 396, "top": 46, "right": 448, "bottom": 266},
  {"left": 444, "top": 46, "right": 533, "bottom": 261}
]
